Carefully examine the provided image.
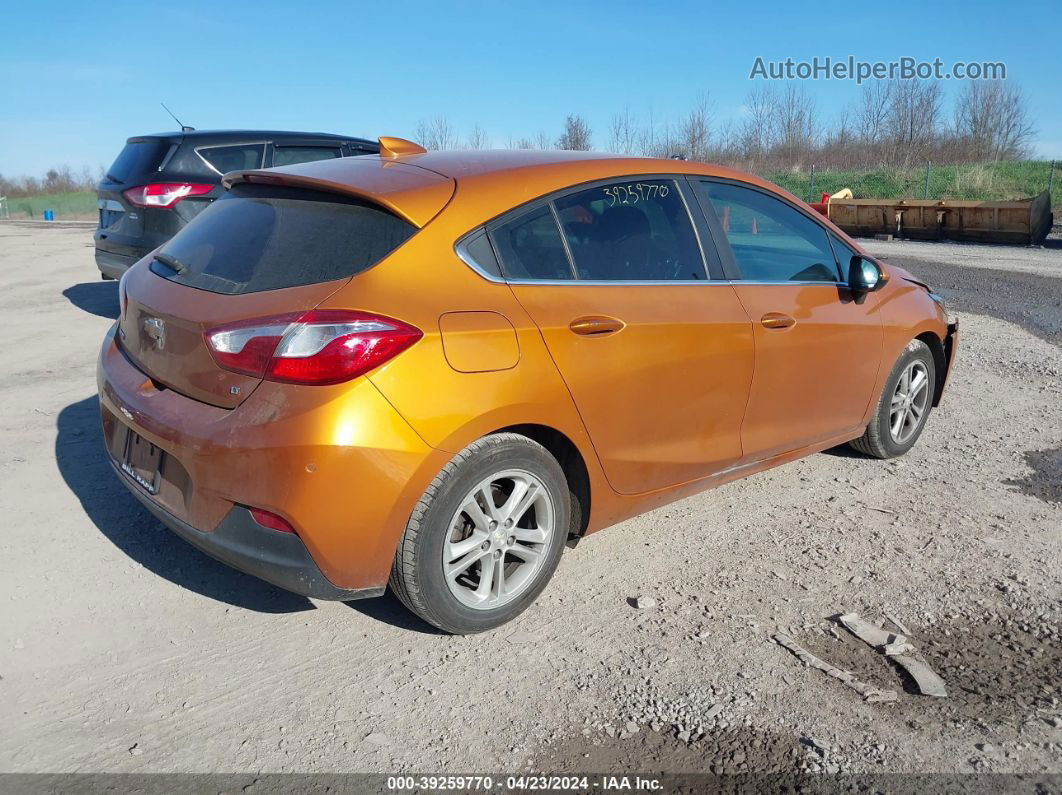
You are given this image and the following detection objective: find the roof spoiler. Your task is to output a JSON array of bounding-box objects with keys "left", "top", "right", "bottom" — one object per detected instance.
[{"left": 222, "top": 152, "right": 453, "bottom": 227}]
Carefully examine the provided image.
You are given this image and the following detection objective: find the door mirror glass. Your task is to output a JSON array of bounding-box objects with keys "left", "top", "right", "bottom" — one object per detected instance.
[{"left": 848, "top": 256, "right": 885, "bottom": 293}]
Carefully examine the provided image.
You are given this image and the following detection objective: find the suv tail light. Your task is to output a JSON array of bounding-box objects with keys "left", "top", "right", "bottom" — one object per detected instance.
[
  {"left": 205, "top": 310, "right": 422, "bottom": 386},
  {"left": 123, "top": 183, "right": 213, "bottom": 209}
]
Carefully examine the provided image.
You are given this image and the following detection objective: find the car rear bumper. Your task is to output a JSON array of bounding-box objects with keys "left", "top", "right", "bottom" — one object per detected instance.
[
  {"left": 97, "top": 324, "right": 450, "bottom": 594},
  {"left": 112, "top": 459, "right": 383, "bottom": 600},
  {"left": 95, "top": 248, "right": 137, "bottom": 279}
]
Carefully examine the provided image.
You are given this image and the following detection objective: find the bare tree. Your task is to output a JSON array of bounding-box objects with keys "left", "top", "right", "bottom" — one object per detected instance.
[
  {"left": 414, "top": 115, "right": 458, "bottom": 150},
  {"left": 854, "top": 81, "right": 892, "bottom": 146},
  {"left": 954, "top": 80, "right": 1035, "bottom": 161},
  {"left": 771, "top": 85, "right": 815, "bottom": 166},
  {"left": 608, "top": 107, "right": 640, "bottom": 154},
  {"left": 884, "top": 80, "right": 943, "bottom": 167},
  {"left": 679, "top": 94, "right": 713, "bottom": 162},
  {"left": 710, "top": 119, "right": 738, "bottom": 161},
  {"left": 556, "top": 114, "right": 592, "bottom": 150},
  {"left": 465, "top": 124, "right": 490, "bottom": 150},
  {"left": 739, "top": 86, "right": 776, "bottom": 164}
]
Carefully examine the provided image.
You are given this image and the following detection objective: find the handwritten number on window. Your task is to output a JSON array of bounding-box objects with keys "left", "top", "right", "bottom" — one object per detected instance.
[{"left": 604, "top": 182, "right": 669, "bottom": 206}]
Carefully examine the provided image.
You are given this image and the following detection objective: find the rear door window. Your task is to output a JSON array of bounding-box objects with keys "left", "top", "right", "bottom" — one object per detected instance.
[
  {"left": 489, "top": 206, "right": 574, "bottom": 281},
  {"left": 197, "top": 144, "right": 266, "bottom": 174},
  {"left": 151, "top": 184, "right": 415, "bottom": 294},
  {"left": 553, "top": 179, "right": 705, "bottom": 280},
  {"left": 272, "top": 146, "right": 343, "bottom": 167}
]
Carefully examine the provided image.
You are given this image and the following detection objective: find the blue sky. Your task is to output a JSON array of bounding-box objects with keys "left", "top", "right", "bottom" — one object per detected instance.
[{"left": 1, "top": 0, "right": 1058, "bottom": 177}]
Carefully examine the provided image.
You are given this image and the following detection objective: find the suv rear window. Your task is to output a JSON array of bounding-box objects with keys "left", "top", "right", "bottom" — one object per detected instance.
[
  {"left": 105, "top": 140, "right": 169, "bottom": 184},
  {"left": 151, "top": 184, "right": 416, "bottom": 294},
  {"left": 273, "top": 146, "right": 342, "bottom": 167},
  {"left": 197, "top": 144, "right": 266, "bottom": 174}
]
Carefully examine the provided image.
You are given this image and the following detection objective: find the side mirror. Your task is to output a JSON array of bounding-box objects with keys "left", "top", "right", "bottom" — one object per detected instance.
[{"left": 848, "top": 255, "right": 886, "bottom": 294}]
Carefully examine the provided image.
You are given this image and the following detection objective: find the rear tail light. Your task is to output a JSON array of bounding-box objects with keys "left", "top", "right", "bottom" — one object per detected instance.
[
  {"left": 248, "top": 507, "right": 296, "bottom": 534},
  {"left": 205, "top": 310, "right": 422, "bottom": 386},
  {"left": 122, "top": 183, "right": 213, "bottom": 208}
]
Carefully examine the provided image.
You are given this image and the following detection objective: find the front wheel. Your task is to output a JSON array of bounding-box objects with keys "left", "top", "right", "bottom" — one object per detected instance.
[
  {"left": 389, "top": 433, "right": 570, "bottom": 634},
  {"left": 850, "top": 339, "right": 936, "bottom": 459}
]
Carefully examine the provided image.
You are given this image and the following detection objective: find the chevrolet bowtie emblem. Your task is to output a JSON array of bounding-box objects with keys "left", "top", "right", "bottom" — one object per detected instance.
[{"left": 143, "top": 316, "right": 166, "bottom": 350}]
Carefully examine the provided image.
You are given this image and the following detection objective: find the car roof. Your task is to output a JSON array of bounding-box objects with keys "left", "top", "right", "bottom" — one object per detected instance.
[
  {"left": 127, "top": 130, "right": 375, "bottom": 145},
  {"left": 224, "top": 144, "right": 827, "bottom": 233},
  {"left": 262, "top": 146, "right": 790, "bottom": 200}
]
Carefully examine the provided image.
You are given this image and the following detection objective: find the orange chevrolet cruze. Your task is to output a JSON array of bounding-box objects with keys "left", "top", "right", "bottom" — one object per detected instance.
[{"left": 98, "top": 137, "right": 958, "bottom": 633}]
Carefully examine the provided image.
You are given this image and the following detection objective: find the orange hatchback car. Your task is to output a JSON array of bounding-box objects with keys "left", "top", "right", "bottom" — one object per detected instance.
[{"left": 98, "top": 137, "right": 957, "bottom": 633}]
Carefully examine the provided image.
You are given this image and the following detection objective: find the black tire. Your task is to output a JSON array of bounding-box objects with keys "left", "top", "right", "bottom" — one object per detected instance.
[
  {"left": 850, "top": 338, "right": 936, "bottom": 459},
  {"left": 389, "top": 433, "right": 570, "bottom": 634}
]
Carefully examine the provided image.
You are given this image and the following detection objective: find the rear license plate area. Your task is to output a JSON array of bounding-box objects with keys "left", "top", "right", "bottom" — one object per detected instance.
[{"left": 120, "top": 427, "right": 164, "bottom": 495}]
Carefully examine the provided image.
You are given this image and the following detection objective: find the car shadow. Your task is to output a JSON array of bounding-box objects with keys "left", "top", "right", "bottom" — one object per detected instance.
[
  {"left": 820, "top": 443, "right": 866, "bottom": 459},
  {"left": 344, "top": 591, "right": 444, "bottom": 635},
  {"left": 63, "top": 281, "right": 119, "bottom": 320},
  {"left": 56, "top": 395, "right": 314, "bottom": 613}
]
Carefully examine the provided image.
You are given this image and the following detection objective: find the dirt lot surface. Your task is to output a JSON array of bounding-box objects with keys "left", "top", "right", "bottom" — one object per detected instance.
[{"left": 0, "top": 223, "right": 1059, "bottom": 783}]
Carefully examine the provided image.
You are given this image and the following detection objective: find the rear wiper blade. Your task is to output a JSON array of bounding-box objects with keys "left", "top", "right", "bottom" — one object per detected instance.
[
  {"left": 154, "top": 252, "right": 189, "bottom": 274},
  {"left": 105, "top": 173, "right": 124, "bottom": 184}
]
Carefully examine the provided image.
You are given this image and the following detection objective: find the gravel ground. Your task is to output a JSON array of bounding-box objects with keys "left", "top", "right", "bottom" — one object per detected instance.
[{"left": 0, "top": 223, "right": 1059, "bottom": 782}]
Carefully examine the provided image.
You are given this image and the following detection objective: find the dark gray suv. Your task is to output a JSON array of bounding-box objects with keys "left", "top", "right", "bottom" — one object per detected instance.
[{"left": 94, "top": 129, "right": 379, "bottom": 279}]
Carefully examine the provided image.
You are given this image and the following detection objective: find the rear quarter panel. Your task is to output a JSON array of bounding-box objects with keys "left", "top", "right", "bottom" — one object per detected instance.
[{"left": 320, "top": 208, "right": 620, "bottom": 533}]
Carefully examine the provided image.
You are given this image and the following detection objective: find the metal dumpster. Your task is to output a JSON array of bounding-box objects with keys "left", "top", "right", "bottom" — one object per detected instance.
[{"left": 822, "top": 190, "right": 1052, "bottom": 245}]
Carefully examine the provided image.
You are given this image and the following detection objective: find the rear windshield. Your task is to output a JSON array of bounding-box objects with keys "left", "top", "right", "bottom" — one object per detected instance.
[
  {"left": 151, "top": 184, "right": 416, "bottom": 294},
  {"left": 106, "top": 140, "right": 169, "bottom": 184}
]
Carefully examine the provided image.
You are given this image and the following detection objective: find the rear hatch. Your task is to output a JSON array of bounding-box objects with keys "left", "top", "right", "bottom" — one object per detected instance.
[
  {"left": 96, "top": 137, "right": 177, "bottom": 256},
  {"left": 117, "top": 165, "right": 454, "bottom": 408}
]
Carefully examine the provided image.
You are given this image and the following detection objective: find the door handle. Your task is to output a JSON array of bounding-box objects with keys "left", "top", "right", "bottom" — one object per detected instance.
[
  {"left": 569, "top": 316, "right": 625, "bottom": 336},
  {"left": 760, "top": 312, "right": 796, "bottom": 330}
]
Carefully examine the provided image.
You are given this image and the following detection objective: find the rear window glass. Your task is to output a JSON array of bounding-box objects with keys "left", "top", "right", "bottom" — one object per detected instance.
[
  {"left": 273, "top": 146, "right": 342, "bottom": 167},
  {"left": 197, "top": 144, "right": 266, "bottom": 174},
  {"left": 105, "top": 140, "right": 169, "bottom": 184},
  {"left": 151, "top": 184, "right": 416, "bottom": 294}
]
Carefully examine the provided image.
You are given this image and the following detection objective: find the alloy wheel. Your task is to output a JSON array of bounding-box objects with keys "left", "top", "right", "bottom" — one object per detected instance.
[
  {"left": 442, "top": 469, "right": 554, "bottom": 610},
  {"left": 889, "top": 360, "right": 930, "bottom": 444}
]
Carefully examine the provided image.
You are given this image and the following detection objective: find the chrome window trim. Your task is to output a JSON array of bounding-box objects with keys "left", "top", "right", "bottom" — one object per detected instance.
[
  {"left": 194, "top": 141, "right": 269, "bottom": 176},
  {"left": 451, "top": 249, "right": 848, "bottom": 289}
]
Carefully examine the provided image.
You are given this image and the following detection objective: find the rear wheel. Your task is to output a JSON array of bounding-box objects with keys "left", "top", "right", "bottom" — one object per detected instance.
[
  {"left": 389, "top": 433, "right": 569, "bottom": 634},
  {"left": 850, "top": 338, "right": 936, "bottom": 459}
]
